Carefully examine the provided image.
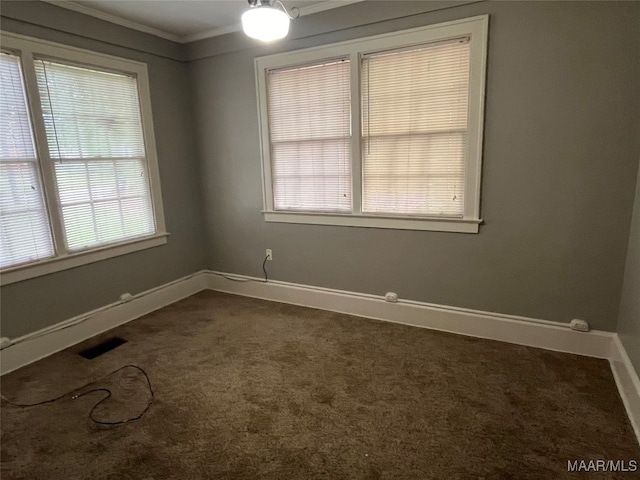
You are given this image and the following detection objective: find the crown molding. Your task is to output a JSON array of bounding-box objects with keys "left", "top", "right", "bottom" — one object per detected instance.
[
  {"left": 181, "top": 23, "right": 243, "bottom": 44},
  {"left": 42, "top": 1, "right": 183, "bottom": 42},
  {"left": 42, "top": 0, "right": 367, "bottom": 45}
]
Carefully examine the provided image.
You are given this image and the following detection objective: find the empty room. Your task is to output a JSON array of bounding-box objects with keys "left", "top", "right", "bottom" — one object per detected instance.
[{"left": 1, "top": 0, "right": 639, "bottom": 478}]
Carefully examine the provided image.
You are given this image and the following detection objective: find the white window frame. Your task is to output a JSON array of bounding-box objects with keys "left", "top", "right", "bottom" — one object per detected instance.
[
  {"left": 0, "top": 32, "right": 167, "bottom": 285},
  {"left": 255, "top": 15, "right": 488, "bottom": 234}
]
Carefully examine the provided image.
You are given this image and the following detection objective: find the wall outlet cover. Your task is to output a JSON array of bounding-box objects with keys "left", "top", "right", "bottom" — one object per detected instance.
[
  {"left": 570, "top": 319, "right": 590, "bottom": 332},
  {"left": 385, "top": 292, "right": 399, "bottom": 303}
]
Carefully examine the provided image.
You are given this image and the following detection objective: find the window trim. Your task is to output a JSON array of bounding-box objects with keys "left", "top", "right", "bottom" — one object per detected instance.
[
  {"left": 1, "top": 233, "right": 168, "bottom": 285},
  {"left": 0, "top": 32, "right": 167, "bottom": 285},
  {"left": 255, "top": 15, "right": 488, "bottom": 233},
  {"left": 263, "top": 211, "right": 481, "bottom": 233}
]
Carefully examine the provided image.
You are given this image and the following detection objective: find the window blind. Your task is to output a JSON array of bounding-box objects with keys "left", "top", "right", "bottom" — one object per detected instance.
[
  {"left": 34, "top": 59, "right": 155, "bottom": 251},
  {"left": 361, "top": 38, "right": 470, "bottom": 217},
  {"left": 0, "top": 52, "right": 54, "bottom": 268},
  {"left": 267, "top": 58, "right": 352, "bottom": 212}
]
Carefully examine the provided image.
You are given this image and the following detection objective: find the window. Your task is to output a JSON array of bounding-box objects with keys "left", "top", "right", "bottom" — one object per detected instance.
[
  {"left": 256, "top": 16, "right": 488, "bottom": 233},
  {"left": 268, "top": 58, "right": 351, "bottom": 212},
  {"left": 34, "top": 59, "right": 155, "bottom": 251},
  {"left": 361, "top": 39, "right": 469, "bottom": 217},
  {"left": 0, "top": 52, "right": 54, "bottom": 268},
  {"left": 0, "top": 33, "right": 166, "bottom": 285}
]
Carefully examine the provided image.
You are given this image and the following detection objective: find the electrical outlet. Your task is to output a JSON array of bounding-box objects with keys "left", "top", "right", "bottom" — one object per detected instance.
[{"left": 266, "top": 249, "right": 273, "bottom": 261}]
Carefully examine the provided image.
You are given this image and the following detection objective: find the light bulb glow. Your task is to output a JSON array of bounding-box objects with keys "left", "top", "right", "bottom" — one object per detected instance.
[{"left": 241, "top": 6, "right": 290, "bottom": 42}]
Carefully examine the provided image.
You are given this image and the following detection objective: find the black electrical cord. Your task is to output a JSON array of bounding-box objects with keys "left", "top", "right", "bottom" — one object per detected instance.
[
  {"left": 0, "top": 364, "right": 153, "bottom": 426},
  {"left": 262, "top": 254, "right": 269, "bottom": 283},
  {"left": 213, "top": 254, "right": 269, "bottom": 283}
]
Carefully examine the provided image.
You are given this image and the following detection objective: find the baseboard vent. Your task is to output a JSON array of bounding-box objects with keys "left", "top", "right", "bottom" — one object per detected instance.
[{"left": 78, "top": 337, "right": 127, "bottom": 360}]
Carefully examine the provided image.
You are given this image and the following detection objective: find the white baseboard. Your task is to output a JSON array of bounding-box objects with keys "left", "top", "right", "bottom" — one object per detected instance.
[
  {"left": 205, "top": 271, "right": 615, "bottom": 359},
  {"left": 610, "top": 335, "right": 640, "bottom": 444},
  {"left": 0, "top": 271, "right": 208, "bottom": 375}
]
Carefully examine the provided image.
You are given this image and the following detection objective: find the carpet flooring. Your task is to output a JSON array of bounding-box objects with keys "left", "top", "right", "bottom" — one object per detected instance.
[{"left": 1, "top": 291, "right": 638, "bottom": 479}]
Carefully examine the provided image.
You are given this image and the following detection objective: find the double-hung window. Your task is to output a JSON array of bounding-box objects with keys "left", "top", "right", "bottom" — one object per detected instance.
[
  {"left": 0, "top": 33, "right": 166, "bottom": 285},
  {"left": 267, "top": 58, "right": 352, "bottom": 212},
  {"left": 1, "top": 51, "right": 54, "bottom": 268},
  {"left": 256, "top": 16, "right": 488, "bottom": 233}
]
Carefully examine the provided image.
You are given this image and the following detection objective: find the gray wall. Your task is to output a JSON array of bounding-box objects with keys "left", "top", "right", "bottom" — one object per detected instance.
[
  {"left": 618, "top": 161, "right": 640, "bottom": 372},
  {"left": 190, "top": 0, "right": 640, "bottom": 331},
  {"left": 0, "top": 2, "right": 206, "bottom": 338},
  {"left": 1, "top": 1, "right": 639, "bottom": 339}
]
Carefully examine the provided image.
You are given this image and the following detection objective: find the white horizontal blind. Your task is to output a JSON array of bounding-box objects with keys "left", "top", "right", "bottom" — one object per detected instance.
[
  {"left": 362, "top": 38, "right": 470, "bottom": 217},
  {"left": 34, "top": 59, "right": 155, "bottom": 251},
  {"left": 0, "top": 52, "right": 54, "bottom": 268},
  {"left": 267, "top": 58, "right": 352, "bottom": 212}
]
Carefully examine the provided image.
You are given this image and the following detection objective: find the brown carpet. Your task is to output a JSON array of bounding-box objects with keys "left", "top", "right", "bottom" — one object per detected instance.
[{"left": 1, "top": 291, "right": 638, "bottom": 479}]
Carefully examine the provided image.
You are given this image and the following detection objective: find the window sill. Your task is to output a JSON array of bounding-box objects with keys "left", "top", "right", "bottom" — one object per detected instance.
[
  {"left": 263, "top": 211, "right": 481, "bottom": 233},
  {"left": 0, "top": 233, "right": 169, "bottom": 286}
]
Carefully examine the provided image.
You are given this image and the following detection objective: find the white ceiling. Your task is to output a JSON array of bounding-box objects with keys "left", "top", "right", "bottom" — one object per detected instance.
[{"left": 44, "top": 0, "right": 365, "bottom": 43}]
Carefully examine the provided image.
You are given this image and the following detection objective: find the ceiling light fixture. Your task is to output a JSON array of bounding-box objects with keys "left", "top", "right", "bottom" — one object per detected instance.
[{"left": 242, "top": 0, "right": 300, "bottom": 42}]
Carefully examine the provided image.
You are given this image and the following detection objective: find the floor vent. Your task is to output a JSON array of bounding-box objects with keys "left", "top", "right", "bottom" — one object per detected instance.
[{"left": 79, "top": 337, "right": 127, "bottom": 360}]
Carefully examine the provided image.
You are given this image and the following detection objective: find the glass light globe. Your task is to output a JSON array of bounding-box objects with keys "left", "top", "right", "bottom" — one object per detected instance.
[{"left": 241, "top": 6, "right": 290, "bottom": 42}]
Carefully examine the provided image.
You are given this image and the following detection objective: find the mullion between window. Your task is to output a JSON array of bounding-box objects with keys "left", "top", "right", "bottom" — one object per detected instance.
[
  {"left": 18, "top": 49, "right": 69, "bottom": 255},
  {"left": 349, "top": 52, "right": 362, "bottom": 215}
]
